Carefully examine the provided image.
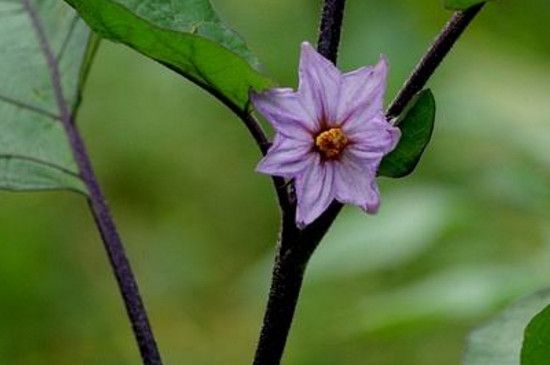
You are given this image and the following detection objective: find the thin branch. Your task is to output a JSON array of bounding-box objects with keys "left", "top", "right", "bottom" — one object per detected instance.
[
  {"left": 160, "top": 61, "right": 271, "bottom": 153},
  {"left": 387, "top": 3, "right": 485, "bottom": 118},
  {"left": 242, "top": 111, "right": 291, "bottom": 213},
  {"left": 159, "top": 61, "right": 291, "bottom": 212},
  {"left": 74, "top": 34, "right": 101, "bottom": 115},
  {"left": 21, "top": 1, "right": 163, "bottom": 364},
  {"left": 240, "top": 111, "right": 291, "bottom": 214}
]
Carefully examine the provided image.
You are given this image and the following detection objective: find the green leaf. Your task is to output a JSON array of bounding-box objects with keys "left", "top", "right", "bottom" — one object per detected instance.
[
  {"left": 463, "top": 289, "right": 550, "bottom": 365},
  {"left": 64, "top": 0, "right": 275, "bottom": 113},
  {"left": 521, "top": 301, "right": 550, "bottom": 365},
  {"left": 0, "top": 0, "right": 94, "bottom": 194},
  {"left": 444, "top": 0, "right": 494, "bottom": 11},
  {"left": 378, "top": 89, "right": 436, "bottom": 178}
]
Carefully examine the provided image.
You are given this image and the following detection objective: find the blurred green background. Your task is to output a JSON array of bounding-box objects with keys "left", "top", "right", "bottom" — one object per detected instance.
[{"left": 2, "top": 0, "right": 550, "bottom": 364}]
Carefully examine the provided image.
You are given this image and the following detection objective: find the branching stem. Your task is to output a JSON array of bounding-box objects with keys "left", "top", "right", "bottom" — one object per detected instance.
[
  {"left": 251, "top": 1, "right": 347, "bottom": 364},
  {"left": 387, "top": 4, "right": 485, "bottom": 118},
  {"left": 252, "top": 3, "right": 486, "bottom": 365}
]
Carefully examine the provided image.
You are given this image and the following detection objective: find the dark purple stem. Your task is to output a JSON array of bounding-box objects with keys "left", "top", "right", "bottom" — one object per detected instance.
[
  {"left": 22, "top": 1, "right": 163, "bottom": 364},
  {"left": 387, "top": 3, "right": 485, "bottom": 118},
  {"left": 317, "top": 0, "right": 347, "bottom": 63},
  {"left": 251, "top": 2, "right": 347, "bottom": 365}
]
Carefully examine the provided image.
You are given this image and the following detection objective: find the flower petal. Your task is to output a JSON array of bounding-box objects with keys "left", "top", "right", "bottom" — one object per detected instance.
[
  {"left": 338, "top": 55, "right": 388, "bottom": 129},
  {"left": 346, "top": 113, "right": 401, "bottom": 155},
  {"left": 295, "top": 155, "right": 335, "bottom": 227},
  {"left": 298, "top": 42, "right": 341, "bottom": 127},
  {"left": 334, "top": 152, "right": 381, "bottom": 213},
  {"left": 251, "top": 88, "right": 316, "bottom": 139},
  {"left": 256, "top": 135, "right": 314, "bottom": 178}
]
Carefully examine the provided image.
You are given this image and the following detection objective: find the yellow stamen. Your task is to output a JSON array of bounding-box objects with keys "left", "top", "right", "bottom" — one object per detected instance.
[{"left": 315, "top": 128, "right": 348, "bottom": 159}]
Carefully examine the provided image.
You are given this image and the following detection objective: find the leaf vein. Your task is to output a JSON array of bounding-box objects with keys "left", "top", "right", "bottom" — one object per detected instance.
[
  {"left": 0, "top": 93, "right": 60, "bottom": 120},
  {"left": 0, "top": 153, "right": 80, "bottom": 178}
]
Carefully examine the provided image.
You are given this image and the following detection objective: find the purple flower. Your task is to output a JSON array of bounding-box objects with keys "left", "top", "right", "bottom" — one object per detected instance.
[{"left": 252, "top": 42, "right": 401, "bottom": 228}]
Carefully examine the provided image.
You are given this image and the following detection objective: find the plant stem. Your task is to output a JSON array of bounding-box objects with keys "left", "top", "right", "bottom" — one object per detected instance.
[
  {"left": 240, "top": 111, "right": 291, "bottom": 213},
  {"left": 23, "top": 1, "right": 163, "bottom": 364},
  {"left": 72, "top": 129, "right": 164, "bottom": 365},
  {"left": 252, "top": 204, "right": 343, "bottom": 365},
  {"left": 317, "top": 0, "right": 347, "bottom": 63},
  {"left": 251, "top": 230, "right": 308, "bottom": 365},
  {"left": 387, "top": 3, "right": 485, "bottom": 118},
  {"left": 251, "top": 2, "right": 347, "bottom": 364}
]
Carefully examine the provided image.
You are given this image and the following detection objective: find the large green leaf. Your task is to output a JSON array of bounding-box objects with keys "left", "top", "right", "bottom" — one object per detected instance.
[
  {"left": 463, "top": 290, "right": 550, "bottom": 365},
  {"left": 0, "top": 0, "right": 95, "bottom": 194},
  {"left": 444, "top": 0, "right": 494, "bottom": 11},
  {"left": 64, "top": 0, "right": 274, "bottom": 113},
  {"left": 521, "top": 301, "right": 550, "bottom": 365},
  {"left": 378, "top": 89, "right": 436, "bottom": 178}
]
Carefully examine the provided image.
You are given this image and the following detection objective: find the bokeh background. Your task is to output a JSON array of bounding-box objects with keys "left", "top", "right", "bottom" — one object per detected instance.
[{"left": 2, "top": 0, "right": 550, "bottom": 364}]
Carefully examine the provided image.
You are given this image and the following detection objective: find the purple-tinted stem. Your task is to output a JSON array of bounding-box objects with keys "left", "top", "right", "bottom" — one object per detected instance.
[
  {"left": 251, "top": 2, "right": 347, "bottom": 365},
  {"left": 317, "top": 0, "right": 347, "bottom": 63},
  {"left": 387, "top": 4, "right": 485, "bottom": 118},
  {"left": 22, "top": 1, "right": 163, "bottom": 364}
]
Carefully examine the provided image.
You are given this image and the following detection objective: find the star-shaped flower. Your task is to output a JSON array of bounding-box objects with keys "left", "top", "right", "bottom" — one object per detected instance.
[{"left": 252, "top": 42, "right": 401, "bottom": 227}]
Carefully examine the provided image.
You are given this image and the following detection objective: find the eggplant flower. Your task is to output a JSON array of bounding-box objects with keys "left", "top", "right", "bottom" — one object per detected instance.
[{"left": 252, "top": 42, "right": 401, "bottom": 227}]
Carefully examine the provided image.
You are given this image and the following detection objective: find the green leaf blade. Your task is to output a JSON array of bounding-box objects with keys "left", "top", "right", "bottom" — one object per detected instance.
[
  {"left": 113, "top": 0, "right": 260, "bottom": 67},
  {"left": 65, "top": 0, "right": 274, "bottom": 112},
  {"left": 0, "top": 0, "right": 92, "bottom": 194},
  {"left": 521, "top": 302, "right": 550, "bottom": 365},
  {"left": 0, "top": 155, "right": 86, "bottom": 194},
  {"left": 378, "top": 89, "right": 436, "bottom": 178}
]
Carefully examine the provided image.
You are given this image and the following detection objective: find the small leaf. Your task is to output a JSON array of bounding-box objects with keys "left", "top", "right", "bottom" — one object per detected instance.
[
  {"left": 521, "top": 301, "right": 550, "bottom": 365},
  {"left": 64, "top": 0, "right": 275, "bottom": 113},
  {"left": 463, "top": 289, "right": 550, "bottom": 365},
  {"left": 444, "top": 0, "right": 494, "bottom": 11},
  {"left": 378, "top": 89, "right": 436, "bottom": 178},
  {"left": 0, "top": 0, "right": 94, "bottom": 194}
]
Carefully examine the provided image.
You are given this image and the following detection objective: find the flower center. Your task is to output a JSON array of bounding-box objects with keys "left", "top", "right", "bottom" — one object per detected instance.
[{"left": 315, "top": 128, "right": 348, "bottom": 159}]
